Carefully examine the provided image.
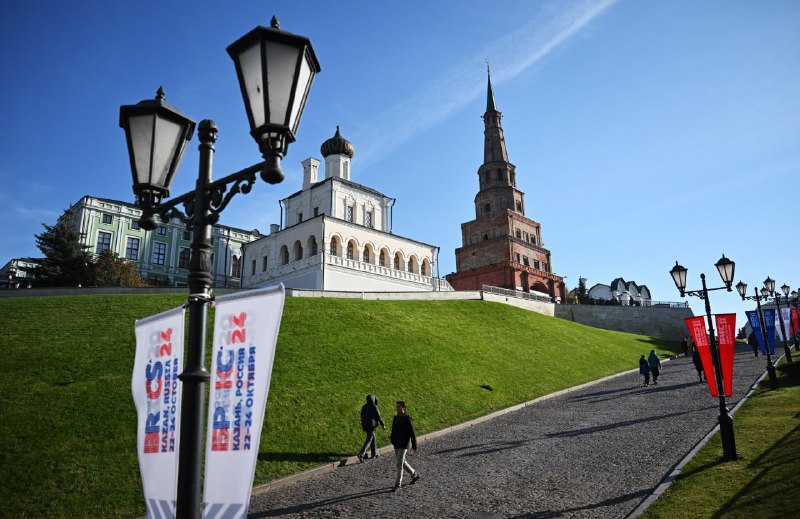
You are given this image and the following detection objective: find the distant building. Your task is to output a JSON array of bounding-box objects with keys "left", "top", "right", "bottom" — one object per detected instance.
[
  {"left": 446, "top": 69, "right": 566, "bottom": 302},
  {"left": 0, "top": 258, "right": 38, "bottom": 289},
  {"left": 588, "top": 278, "right": 652, "bottom": 305},
  {"left": 241, "top": 127, "right": 452, "bottom": 292},
  {"left": 67, "top": 195, "right": 257, "bottom": 287}
]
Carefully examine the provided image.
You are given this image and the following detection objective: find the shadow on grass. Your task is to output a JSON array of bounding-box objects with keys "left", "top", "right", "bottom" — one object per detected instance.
[
  {"left": 675, "top": 457, "right": 728, "bottom": 478},
  {"left": 507, "top": 488, "right": 651, "bottom": 518},
  {"left": 257, "top": 452, "right": 352, "bottom": 464},
  {"left": 709, "top": 422, "right": 800, "bottom": 519}
]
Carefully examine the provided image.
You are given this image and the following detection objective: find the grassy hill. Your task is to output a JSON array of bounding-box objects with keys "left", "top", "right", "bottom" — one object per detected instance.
[{"left": 0, "top": 294, "right": 678, "bottom": 518}]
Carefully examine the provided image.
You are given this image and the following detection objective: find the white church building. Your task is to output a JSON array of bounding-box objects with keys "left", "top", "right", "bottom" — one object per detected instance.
[{"left": 241, "top": 127, "right": 452, "bottom": 292}]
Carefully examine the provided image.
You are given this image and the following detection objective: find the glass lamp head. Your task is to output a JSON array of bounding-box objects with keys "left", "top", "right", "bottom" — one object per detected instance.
[{"left": 119, "top": 87, "right": 195, "bottom": 220}]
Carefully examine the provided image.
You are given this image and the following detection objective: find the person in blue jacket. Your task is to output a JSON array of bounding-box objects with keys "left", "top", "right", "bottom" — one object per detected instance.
[
  {"left": 648, "top": 350, "right": 662, "bottom": 384},
  {"left": 639, "top": 355, "right": 650, "bottom": 386},
  {"left": 357, "top": 394, "right": 385, "bottom": 463}
]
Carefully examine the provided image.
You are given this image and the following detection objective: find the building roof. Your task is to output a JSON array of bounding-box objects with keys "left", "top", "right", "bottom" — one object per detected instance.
[
  {"left": 284, "top": 176, "right": 391, "bottom": 201},
  {"left": 486, "top": 65, "right": 498, "bottom": 113},
  {"left": 80, "top": 195, "right": 257, "bottom": 236}
]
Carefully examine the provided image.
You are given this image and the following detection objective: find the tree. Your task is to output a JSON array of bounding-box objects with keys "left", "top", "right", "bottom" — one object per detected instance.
[
  {"left": 32, "top": 207, "right": 93, "bottom": 287},
  {"left": 576, "top": 276, "right": 590, "bottom": 304},
  {"left": 89, "top": 252, "right": 149, "bottom": 287},
  {"left": 736, "top": 325, "right": 747, "bottom": 340}
]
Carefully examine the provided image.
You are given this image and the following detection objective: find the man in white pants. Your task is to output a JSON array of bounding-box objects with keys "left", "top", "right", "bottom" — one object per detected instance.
[{"left": 389, "top": 401, "right": 420, "bottom": 491}]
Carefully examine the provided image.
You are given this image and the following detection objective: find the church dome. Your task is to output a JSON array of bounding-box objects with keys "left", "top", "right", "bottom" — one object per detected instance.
[{"left": 320, "top": 126, "right": 355, "bottom": 159}]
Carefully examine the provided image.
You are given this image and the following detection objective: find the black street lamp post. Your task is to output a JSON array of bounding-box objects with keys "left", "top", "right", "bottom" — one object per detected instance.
[
  {"left": 669, "top": 254, "right": 737, "bottom": 461},
  {"left": 790, "top": 290, "right": 800, "bottom": 352},
  {"left": 119, "top": 17, "right": 320, "bottom": 519},
  {"left": 735, "top": 281, "right": 778, "bottom": 389},
  {"left": 768, "top": 281, "right": 794, "bottom": 364}
]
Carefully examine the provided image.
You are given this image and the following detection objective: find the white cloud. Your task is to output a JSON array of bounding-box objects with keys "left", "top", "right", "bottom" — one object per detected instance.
[{"left": 352, "top": 0, "right": 619, "bottom": 170}]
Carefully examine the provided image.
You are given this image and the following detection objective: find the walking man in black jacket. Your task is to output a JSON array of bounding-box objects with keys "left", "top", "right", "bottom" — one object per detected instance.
[
  {"left": 358, "top": 394, "right": 385, "bottom": 462},
  {"left": 390, "top": 401, "right": 419, "bottom": 491}
]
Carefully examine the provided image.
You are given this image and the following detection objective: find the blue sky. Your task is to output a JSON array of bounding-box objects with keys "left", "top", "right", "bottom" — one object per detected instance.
[{"left": 1, "top": 0, "right": 799, "bottom": 325}]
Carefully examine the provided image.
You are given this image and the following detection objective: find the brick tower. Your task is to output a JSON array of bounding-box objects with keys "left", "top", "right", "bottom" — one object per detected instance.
[{"left": 446, "top": 69, "right": 566, "bottom": 302}]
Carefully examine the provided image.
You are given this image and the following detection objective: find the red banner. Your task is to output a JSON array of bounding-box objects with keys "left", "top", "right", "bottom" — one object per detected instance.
[
  {"left": 791, "top": 308, "right": 799, "bottom": 336},
  {"left": 685, "top": 316, "right": 718, "bottom": 396},
  {"left": 715, "top": 313, "right": 736, "bottom": 397}
]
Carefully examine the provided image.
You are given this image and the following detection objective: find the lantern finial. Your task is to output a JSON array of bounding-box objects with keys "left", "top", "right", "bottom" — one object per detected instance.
[
  {"left": 270, "top": 16, "right": 280, "bottom": 29},
  {"left": 156, "top": 86, "right": 166, "bottom": 100}
]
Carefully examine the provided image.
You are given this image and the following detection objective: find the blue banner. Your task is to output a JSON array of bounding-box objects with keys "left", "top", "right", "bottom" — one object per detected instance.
[
  {"left": 746, "top": 310, "right": 767, "bottom": 355},
  {"left": 763, "top": 308, "right": 777, "bottom": 355}
]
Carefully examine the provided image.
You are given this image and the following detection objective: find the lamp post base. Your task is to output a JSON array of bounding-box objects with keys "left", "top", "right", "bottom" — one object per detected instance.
[
  {"left": 784, "top": 345, "right": 793, "bottom": 364},
  {"left": 767, "top": 361, "right": 778, "bottom": 389},
  {"left": 718, "top": 412, "right": 737, "bottom": 461}
]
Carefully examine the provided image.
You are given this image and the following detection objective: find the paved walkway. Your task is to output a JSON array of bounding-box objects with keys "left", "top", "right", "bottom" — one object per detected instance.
[{"left": 248, "top": 345, "right": 767, "bottom": 518}]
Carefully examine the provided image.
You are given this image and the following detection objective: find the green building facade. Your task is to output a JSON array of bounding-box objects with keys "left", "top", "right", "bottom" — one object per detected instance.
[{"left": 71, "top": 195, "right": 257, "bottom": 287}]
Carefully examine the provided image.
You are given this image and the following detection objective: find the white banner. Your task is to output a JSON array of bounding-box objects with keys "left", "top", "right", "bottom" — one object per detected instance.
[
  {"left": 777, "top": 307, "right": 792, "bottom": 341},
  {"left": 132, "top": 306, "right": 185, "bottom": 519},
  {"left": 203, "top": 284, "right": 285, "bottom": 519}
]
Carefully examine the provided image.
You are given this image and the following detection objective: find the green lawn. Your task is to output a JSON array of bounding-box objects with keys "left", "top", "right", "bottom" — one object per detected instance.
[
  {"left": 0, "top": 294, "right": 677, "bottom": 518},
  {"left": 641, "top": 360, "right": 800, "bottom": 519}
]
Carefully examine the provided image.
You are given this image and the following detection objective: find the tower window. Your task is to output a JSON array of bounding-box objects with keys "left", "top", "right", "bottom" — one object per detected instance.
[
  {"left": 484, "top": 203, "right": 491, "bottom": 214},
  {"left": 516, "top": 201, "right": 522, "bottom": 212},
  {"left": 516, "top": 229, "right": 521, "bottom": 239},
  {"left": 523, "top": 256, "right": 530, "bottom": 266},
  {"left": 483, "top": 234, "right": 488, "bottom": 241},
  {"left": 345, "top": 205, "right": 354, "bottom": 222},
  {"left": 497, "top": 170, "right": 503, "bottom": 181}
]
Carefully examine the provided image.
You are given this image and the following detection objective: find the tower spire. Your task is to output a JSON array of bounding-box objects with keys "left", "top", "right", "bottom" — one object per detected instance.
[{"left": 486, "top": 61, "right": 497, "bottom": 113}]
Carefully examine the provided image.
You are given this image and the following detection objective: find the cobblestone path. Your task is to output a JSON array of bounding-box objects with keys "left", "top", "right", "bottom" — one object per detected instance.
[{"left": 248, "top": 345, "right": 767, "bottom": 518}]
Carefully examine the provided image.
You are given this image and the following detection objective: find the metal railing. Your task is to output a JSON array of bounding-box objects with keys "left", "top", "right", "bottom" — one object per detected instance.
[
  {"left": 565, "top": 297, "right": 688, "bottom": 308},
  {"left": 482, "top": 285, "right": 552, "bottom": 303}
]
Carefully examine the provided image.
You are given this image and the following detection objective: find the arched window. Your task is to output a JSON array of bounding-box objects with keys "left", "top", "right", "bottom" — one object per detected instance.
[
  {"left": 347, "top": 241, "right": 355, "bottom": 260},
  {"left": 308, "top": 236, "right": 318, "bottom": 256},
  {"left": 280, "top": 245, "right": 289, "bottom": 265},
  {"left": 483, "top": 234, "right": 489, "bottom": 241},
  {"left": 231, "top": 256, "right": 241, "bottom": 278},
  {"left": 293, "top": 241, "right": 303, "bottom": 261},
  {"left": 363, "top": 247, "right": 370, "bottom": 264},
  {"left": 484, "top": 202, "right": 491, "bottom": 214},
  {"left": 515, "top": 229, "right": 521, "bottom": 239},
  {"left": 380, "top": 250, "right": 387, "bottom": 267},
  {"left": 330, "top": 238, "right": 338, "bottom": 256},
  {"left": 421, "top": 259, "right": 429, "bottom": 276},
  {"left": 394, "top": 253, "right": 401, "bottom": 270}
]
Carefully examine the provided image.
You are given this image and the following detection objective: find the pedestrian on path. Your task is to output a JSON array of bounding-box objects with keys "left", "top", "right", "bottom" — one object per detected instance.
[
  {"left": 390, "top": 401, "right": 419, "bottom": 491},
  {"left": 692, "top": 346, "right": 704, "bottom": 381},
  {"left": 639, "top": 355, "right": 650, "bottom": 386},
  {"left": 648, "top": 350, "right": 662, "bottom": 384},
  {"left": 358, "top": 394, "right": 385, "bottom": 463},
  {"left": 681, "top": 337, "right": 689, "bottom": 356},
  {"left": 747, "top": 334, "right": 759, "bottom": 357}
]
